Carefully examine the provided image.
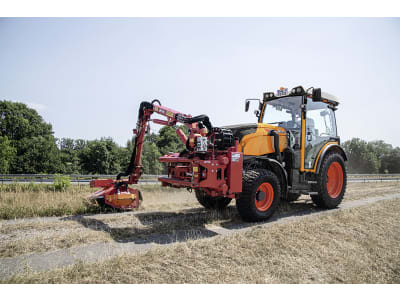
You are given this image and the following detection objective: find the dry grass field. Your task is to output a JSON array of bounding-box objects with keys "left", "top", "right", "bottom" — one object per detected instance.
[
  {"left": 0, "top": 181, "right": 399, "bottom": 283},
  {"left": 3, "top": 196, "right": 400, "bottom": 283},
  {"left": 1, "top": 181, "right": 399, "bottom": 220},
  {"left": 0, "top": 184, "right": 198, "bottom": 219}
]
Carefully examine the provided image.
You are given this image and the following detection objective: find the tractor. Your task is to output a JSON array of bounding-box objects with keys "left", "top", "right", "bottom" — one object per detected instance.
[{"left": 90, "top": 86, "right": 347, "bottom": 222}]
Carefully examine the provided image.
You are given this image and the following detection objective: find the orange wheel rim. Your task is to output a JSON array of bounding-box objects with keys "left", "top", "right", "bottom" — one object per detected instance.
[
  {"left": 255, "top": 182, "right": 274, "bottom": 212},
  {"left": 326, "top": 162, "right": 343, "bottom": 198}
]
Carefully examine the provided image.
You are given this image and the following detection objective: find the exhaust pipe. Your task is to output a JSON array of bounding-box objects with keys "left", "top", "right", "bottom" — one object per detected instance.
[{"left": 269, "top": 130, "right": 282, "bottom": 163}]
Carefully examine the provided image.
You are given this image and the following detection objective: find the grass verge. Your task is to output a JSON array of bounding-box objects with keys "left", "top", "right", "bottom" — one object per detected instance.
[
  {"left": 0, "top": 184, "right": 198, "bottom": 220},
  {"left": 3, "top": 197, "right": 400, "bottom": 283},
  {"left": 1, "top": 182, "right": 399, "bottom": 220}
]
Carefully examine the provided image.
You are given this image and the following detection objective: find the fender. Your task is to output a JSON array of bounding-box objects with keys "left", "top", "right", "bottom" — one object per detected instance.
[
  {"left": 315, "top": 144, "right": 347, "bottom": 174},
  {"left": 254, "top": 156, "right": 288, "bottom": 198}
]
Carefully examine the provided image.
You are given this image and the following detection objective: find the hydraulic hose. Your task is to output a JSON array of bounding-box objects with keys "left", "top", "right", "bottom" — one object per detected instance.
[
  {"left": 185, "top": 114, "right": 213, "bottom": 132},
  {"left": 117, "top": 137, "right": 137, "bottom": 180},
  {"left": 116, "top": 101, "right": 154, "bottom": 180}
]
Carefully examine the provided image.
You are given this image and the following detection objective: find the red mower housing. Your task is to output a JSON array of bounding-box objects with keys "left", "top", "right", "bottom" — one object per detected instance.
[{"left": 158, "top": 143, "right": 243, "bottom": 198}]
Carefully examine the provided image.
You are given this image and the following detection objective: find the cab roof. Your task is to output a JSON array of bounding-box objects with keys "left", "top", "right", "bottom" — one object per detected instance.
[{"left": 263, "top": 86, "right": 339, "bottom": 107}]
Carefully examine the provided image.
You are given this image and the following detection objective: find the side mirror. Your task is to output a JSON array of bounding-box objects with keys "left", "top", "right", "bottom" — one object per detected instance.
[
  {"left": 312, "top": 88, "right": 322, "bottom": 102},
  {"left": 244, "top": 98, "right": 261, "bottom": 112}
]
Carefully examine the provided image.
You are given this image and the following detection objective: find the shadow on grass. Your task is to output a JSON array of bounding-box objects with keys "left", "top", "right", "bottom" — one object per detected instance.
[{"left": 62, "top": 200, "right": 323, "bottom": 245}]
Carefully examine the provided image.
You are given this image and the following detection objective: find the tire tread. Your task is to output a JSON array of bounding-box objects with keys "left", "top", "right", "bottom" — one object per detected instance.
[
  {"left": 312, "top": 153, "right": 347, "bottom": 208},
  {"left": 236, "top": 169, "right": 281, "bottom": 222}
]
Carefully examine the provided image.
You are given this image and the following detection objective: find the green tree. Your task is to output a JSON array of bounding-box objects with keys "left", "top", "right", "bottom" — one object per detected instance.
[
  {"left": 78, "top": 138, "right": 122, "bottom": 174},
  {"left": 0, "top": 136, "right": 16, "bottom": 173},
  {"left": 141, "top": 142, "right": 163, "bottom": 174},
  {"left": 74, "top": 139, "right": 87, "bottom": 151},
  {"left": 342, "top": 138, "right": 380, "bottom": 173},
  {"left": 121, "top": 134, "right": 163, "bottom": 175},
  {"left": 116, "top": 146, "right": 131, "bottom": 173},
  {"left": 157, "top": 125, "right": 188, "bottom": 155},
  {"left": 384, "top": 147, "right": 400, "bottom": 173},
  {"left": 11, "top": 136, "right": 62, "bottom": 173},
  {"left": 145, "top": 132, "right": 160, "bottom": 145},
  {"left": 0, "top": 101, "right": 53, "bottom": 140},
  {"left": 0, "top": 100, "right": 61, "bottom": 173},
  {"left": 57, "top": 138, "right": 81, "bottom": 174},
  {"left": 368, "top": 140, "right": 393, "bottom": 173}
]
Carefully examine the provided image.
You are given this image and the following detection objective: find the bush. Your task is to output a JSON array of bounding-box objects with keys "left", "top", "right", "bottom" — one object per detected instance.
[
  {"left": 53, "top": 175, "right": 71, "bottom": 191},
  {"left": 27, "top": 181, "right": 41, "bottom": 192}
]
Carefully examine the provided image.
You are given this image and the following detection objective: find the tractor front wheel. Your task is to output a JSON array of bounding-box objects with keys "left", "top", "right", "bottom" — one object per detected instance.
[
  {"left": 195, "top": 190, "right": 232, "bottom": 210},
  {"left": 236, "top": 169, "right": 281, "bottom": 222},
  {"left": 312, "top": 153, "right": 347, "bottom": 208}
]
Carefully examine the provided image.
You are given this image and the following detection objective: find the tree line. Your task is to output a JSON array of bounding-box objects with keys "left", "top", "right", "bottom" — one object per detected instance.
[
  {"left": 0, "top": 101, "right": 186, "bottom": 175},
  {"left": 1, "top": 100, "right": 399, "bottom": 174},
  {"left": 341, "top": 138, "right": 400, "bottom": 174}
]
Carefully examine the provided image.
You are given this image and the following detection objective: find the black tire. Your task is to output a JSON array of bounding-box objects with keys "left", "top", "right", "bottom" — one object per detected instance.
[
  {"left": 311, "top": 153, "right": 347, "bottom": 209},
  {"left": 236, "top": 169, "right": 281, "bottom": 222},
  {"left": 285, "top": 193, "right": 301, "bottom": 202},
  {"left": 195, "top": 190, "right": 232, "bottom": 210}
]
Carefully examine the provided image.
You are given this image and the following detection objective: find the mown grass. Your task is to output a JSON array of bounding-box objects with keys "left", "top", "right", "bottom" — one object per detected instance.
[
  {"left": 1, "top": 182, "right": 399, "bottom": 260},
  {"left": 0, "top": 231, "right": 110, "bottom": 258},
  {"left": 4, "top": 197, "right": 400, "bottom": 284},
  {"left": 0, "top": 181, "right": 399, "bottom": 220}
]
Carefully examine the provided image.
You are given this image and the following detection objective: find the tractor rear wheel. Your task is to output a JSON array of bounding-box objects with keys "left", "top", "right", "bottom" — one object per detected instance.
[
  {"left": 312, "top": 153, "right": 347, "bottom": 208},
  {"left": 236, "top": 169, "right": 281, "bottom": 222},
  {"left": 195, "top": 190, "right": 232, "bottom": 210}
]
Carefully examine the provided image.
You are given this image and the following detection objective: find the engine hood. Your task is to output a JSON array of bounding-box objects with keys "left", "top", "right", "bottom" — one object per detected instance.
[
  {"left": 222, "top": 123, "right": 287, "bottom": 156},
  {"left": 222, "top": 123, "right": 259, "bottom": 142},
  {"left": 223, "top": 123, "right": 286, "bottom": 141}
]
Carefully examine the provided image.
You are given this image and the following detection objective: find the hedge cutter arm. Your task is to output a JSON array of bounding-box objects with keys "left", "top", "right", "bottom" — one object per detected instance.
[{"left": 88, "top": 100, "right": 194, "bottom": 209}]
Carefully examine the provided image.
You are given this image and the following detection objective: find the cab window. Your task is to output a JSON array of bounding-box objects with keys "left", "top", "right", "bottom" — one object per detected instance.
[{"left": 304, "top": 101, "right": 337, "bottom": 169}]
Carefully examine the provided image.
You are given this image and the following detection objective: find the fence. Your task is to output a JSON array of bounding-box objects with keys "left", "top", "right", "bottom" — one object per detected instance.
[
  {"left": 347, "top": 174, "right": 400, "bottom": 182},
  {"left": 0, "top": 173, "right": 399, "bottom": 185},
  {"left": 0, "top": 174, "right": 159, "bottom": 184}
]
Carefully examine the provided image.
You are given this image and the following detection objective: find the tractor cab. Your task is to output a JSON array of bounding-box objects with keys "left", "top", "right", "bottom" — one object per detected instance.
[
  {"left": 237, "top": 86, "right": 347, "bottom": 221},
  {"left": 244, "top": 86, "right": 343, "bottom": 173}
]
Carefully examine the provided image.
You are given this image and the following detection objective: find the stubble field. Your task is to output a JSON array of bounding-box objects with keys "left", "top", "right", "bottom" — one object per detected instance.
[{"left": 0, "top": 181, "right": 399, "bottom": 283}]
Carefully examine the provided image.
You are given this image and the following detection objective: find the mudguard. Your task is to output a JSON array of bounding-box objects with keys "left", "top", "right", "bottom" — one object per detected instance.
[{"left": 315, "top": 144, "right": 347, "bottom": 174}]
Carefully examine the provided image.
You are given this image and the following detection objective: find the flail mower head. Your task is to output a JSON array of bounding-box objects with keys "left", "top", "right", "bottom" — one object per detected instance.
[{"left": 89, "top": 179, "right": 141, "bottom": 209}]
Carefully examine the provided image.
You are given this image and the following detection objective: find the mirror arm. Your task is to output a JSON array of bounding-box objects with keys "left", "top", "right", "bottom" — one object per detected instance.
[{"left": 244, "top": 98, "right": 261, "bottom": 112}]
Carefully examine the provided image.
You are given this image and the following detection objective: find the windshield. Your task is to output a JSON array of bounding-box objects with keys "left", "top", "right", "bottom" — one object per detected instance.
[{"left": 263, "top": 96, "right": 302, "bottom": 129}]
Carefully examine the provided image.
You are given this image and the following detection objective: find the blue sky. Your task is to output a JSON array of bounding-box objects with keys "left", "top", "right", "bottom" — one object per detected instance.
[{"left": 1, "top": 18, "right": 399, "bottom": 146}]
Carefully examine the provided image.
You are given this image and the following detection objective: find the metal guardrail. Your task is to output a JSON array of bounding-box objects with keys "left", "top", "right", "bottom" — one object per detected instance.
[
  {"left": 0, "top": 174, "right": 159, "bottom": 184},
  {"left": 0, "top": 174, "right": 399, "bottom": 184},
  {"left": 347, "top": 174, "right": 400, "bottom": 182},
  {"left": 348, "top": 174, "right": 400, "bottom": 177},
  {"left": 0, "top": 174, "right": 158, "bottom": 178}
]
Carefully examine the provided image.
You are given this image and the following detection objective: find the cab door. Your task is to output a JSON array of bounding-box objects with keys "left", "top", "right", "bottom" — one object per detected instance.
[{"left": 303, "top": 101, "right": 337, "bottom": 170}]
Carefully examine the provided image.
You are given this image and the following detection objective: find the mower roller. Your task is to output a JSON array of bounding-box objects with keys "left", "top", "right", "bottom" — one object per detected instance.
[{"left": 90, "top": 86, "right": 347, "bottom": 221}]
